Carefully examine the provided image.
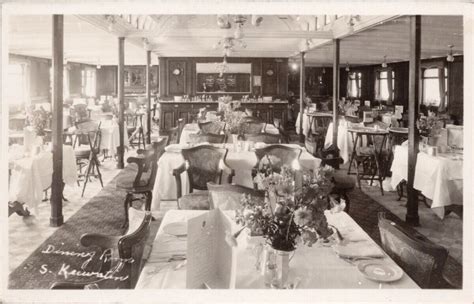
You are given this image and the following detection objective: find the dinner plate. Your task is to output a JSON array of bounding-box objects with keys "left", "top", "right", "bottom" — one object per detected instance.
[
  {"left": 163, "top": 222, "right": 188, "bottom": 237},
  {"left": 357, "top": 260, "right": 403, "bottom": 283}
]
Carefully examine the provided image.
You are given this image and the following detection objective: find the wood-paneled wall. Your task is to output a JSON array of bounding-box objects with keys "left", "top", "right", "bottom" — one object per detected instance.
[
  {"left": 158, "top": 57, "right": 288, "bottom": 99},
  {"left": 96, "top": 65, "right": 117, "bottom": 96}
]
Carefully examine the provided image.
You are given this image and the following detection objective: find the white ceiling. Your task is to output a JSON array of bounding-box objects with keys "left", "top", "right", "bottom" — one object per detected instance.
[{"left": 8, "top": 14, "right": 463, "bottom": 66}]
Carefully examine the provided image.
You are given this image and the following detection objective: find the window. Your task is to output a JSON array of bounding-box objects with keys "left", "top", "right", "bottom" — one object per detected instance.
[
  {"left": 422, "top": 67, "right": 448, "bottom": 107},
  {"left": 347, "top": 72, "right": 362, "bottom": 98},
  {"left": 375, "top": 70, "right": 395, "bottom": 101},
  {"left": 82, "top": 69, "right": 96, "bottom": 97},
  {"left": 49, "top": 66, "right": 70, "bottom": 98},
  {"left": 7, "top": 63, "right": 27, "bottom": 105}
]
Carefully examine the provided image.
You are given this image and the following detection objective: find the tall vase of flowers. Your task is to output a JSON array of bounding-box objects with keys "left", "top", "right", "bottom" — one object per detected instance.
[{"left": 236, "top": 156, "right": 337, "bottom": 288}]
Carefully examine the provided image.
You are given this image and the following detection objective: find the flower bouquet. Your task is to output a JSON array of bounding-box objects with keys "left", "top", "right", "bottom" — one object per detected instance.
[
  {"left": 236, "top": 156, "right": 336, "bottom": 252},
  {"left": 26, "top": 106, "right": 51, "bottom": 136},
  {"left": 223, "top": 109, "right": 246, "bottom": 135}
]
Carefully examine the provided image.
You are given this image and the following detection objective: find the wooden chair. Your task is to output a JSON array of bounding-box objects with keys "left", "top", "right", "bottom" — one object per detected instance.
[
  {"left": 378, "top": 212, "right": 454, "bottom": 289},
  {"left": 272, "top": 118, "right": 289, "bottom": 143},
  {"left": 242, "top": 121, "right": 266, "bottom": 135},
  {"left": 244, "top": 132, "right": 281, "bottom": 144},
  {"left": 126, "top": 111, "right": 146, "bottom": 150},
  {"left": 177, "top": 118, "right": 186, "bottom": 141},
  {"left": 172, "top": 145, "right": 234, "bottom": 210},
  {"left": 207, "top": 182, "right": 265, "bottom": 210},
  {"left": 252, "top": 145, "right": 302, "bottom": 188},
  {"left": 50, "top": 210, "right": 153, "bottom": 289},
  {"left": 74, "top": 120, "right": 103, "bottom": 197},
  {"left": 347, "top": 129, "right": 389, "bottom": 195},
  {"left": 160, "top": 126, "right": 179, "bottom": 145},
  {"left": 116, "top": 138, "right": 166, "bottom": 228},
  {"left": 198, "top": 121, "right": 225, "bottom": 135},
  {"left": 189, "top": 133, "right": 226, "bottom": 144}
]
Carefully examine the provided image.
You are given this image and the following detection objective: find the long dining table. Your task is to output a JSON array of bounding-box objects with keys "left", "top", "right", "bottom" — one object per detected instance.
[
  {"left": 135, "top": 209, "right": 419, "bottom": 289},
  {"left": 150, "top": 143, "right": 321, "bottom": 210}
]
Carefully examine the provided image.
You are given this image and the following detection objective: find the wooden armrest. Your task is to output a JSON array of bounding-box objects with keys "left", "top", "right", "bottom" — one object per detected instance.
[
  {"left": 172, "top": 163, "right": 187, "bottom": 199},
  {"left": 50, "top": 280, "right": 106, "bottom": 289},
  {"left": 221, "top": 161, "right": 235, "bottom": 184},
  {"left": 80, "top": 233, "right": 122, "bottom": 250},
  {"left": 127, "top": 155, "right": 146, "bottom": 166}
]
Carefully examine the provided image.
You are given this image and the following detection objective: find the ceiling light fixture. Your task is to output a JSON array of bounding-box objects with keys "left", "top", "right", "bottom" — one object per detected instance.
[
  {"left": 447, "top": 45, "right": 455, "bottom": 62},
  {"left": 251, "top": 15, "right": 263, "bottom": 27},
  {"left": 381, "top": 55, "right": 388, "bottom": 68},
  {"left": 105, "top": 15, "right": 116, "bottom": 32}
]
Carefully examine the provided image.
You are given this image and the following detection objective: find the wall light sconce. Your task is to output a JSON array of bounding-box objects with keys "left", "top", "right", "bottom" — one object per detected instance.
[
  {"left": 345, "top": 62, "right": 350, "bottom": 72},
  {"left": 446, "top": 45, "right": 455, "bottom": 62},
  {"left": 381, "top": 55, "right": 388, "bottom": 68}
]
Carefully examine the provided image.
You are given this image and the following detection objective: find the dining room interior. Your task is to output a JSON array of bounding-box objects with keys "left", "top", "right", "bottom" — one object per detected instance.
[{"left": 2, "top": 7, "right": 470, "bottom": 299}]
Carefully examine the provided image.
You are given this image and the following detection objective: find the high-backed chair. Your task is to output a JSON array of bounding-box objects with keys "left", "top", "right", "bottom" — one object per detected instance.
[
  {"left": 378, "top": 212, "right": 454, "bottom": 289},
  {"left": 207, "top": 182, "right": 265, "bottom": 210},
  {"left": 252, "top": 145, "right": 302, "bottom": 188},
  {"left": 198, "top": 121, "right": 225, "bottom": 135},
  {"left": 189, "top": 133, "right": 226, "bottom": 144},
  {"left": 160, "top": 126, "right": 179, "bottom": 145},
  {"left": 51, "top": 210, "right": 153, "bottom": 289},
  {"left": 116, "top": 138, "right": 166, "bottom": 227},
  {"left": 242, "top": 121, "right": 266, "bottom": 135},
  {"left": 74, "top": 120, "right": 103, "bottom": 197},
  {"left": 244, "top": 132, "right": 281, "bottom": 144},
  {"left": 273, "top": 118, "right": 289, "bottom": 143},
  {"left": 172, "top": 145, "right": 234, "bottom": 210},
  {"left": 177, "top": 118, "right": 186, "bottom": 141}
]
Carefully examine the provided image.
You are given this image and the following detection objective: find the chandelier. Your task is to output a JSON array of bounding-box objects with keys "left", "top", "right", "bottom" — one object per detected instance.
[
  {"left": 214, "top": 37, "right": 246, "bottom": 77},
  {"left": 216, "top": 15, "right": 263, "bottom": 39},
  {"left": 216, "top": 55, "right": 229, "bottom": 77}
]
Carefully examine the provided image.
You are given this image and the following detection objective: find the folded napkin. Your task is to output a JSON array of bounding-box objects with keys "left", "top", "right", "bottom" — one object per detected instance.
[{"left": 333, "top": 240, "right": 384, "bottom": 259}]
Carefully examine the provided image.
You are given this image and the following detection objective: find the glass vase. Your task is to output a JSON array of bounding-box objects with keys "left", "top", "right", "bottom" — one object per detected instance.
[{"left": 262, "top": 245, "right": 295, "bottom": 288}]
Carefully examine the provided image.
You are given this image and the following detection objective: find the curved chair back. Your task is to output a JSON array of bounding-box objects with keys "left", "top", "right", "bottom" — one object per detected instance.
[
  {"left": 74, "top": 120, "right": 102, "bottom": 152},
  {"left": 177, "top": 118, "right": 186, "bottom": 140},
  {"left": 181, "top": 145, "right": 228, "bottom": 191},
  {"left": 254, "top": 144, "right": 302, "bottom": 174},
  {"left": 198, "top": 121, "right": 225, "bottom": 135},
  {"left": 130, "top": 138, "right": 167, "bottom": 189},
  {"left": 189, "top": 133, "right": 226, "bottom": 144},
  {"left": 378, "top": 212, "right": 449, "bottom": 288},
  {"left": 207, "top": 182, "right": 265, "bottom": 210},
  {"left": 242, "top": 121, "right": 266, "bottom": 135},
  {"left": 160, "top": 126, "right": 179, "bottom": 145},
  {"left": 244, "top": 132, "right": 281, "bottom": 144}
]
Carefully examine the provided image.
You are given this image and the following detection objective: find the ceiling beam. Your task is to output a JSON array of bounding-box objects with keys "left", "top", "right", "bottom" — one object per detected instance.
[{"left": 125, "top": 29, "right": 333, "bottom": 39}]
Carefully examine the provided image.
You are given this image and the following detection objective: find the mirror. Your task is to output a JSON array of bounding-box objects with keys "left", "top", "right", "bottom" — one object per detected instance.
[{"left": 196, "top": 63, "right": 251, "bottom": 94}]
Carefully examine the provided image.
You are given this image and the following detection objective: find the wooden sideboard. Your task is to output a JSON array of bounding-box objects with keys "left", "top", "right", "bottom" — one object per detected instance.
[{"left": 159, "top": 101, "right": 288, "bottom": 130}]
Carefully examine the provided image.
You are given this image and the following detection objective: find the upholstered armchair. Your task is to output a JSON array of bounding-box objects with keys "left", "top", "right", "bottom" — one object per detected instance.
[
  {"left": 198, "top": 121, "right": 226, "bottom": 135},
  {"left": 378, "top": 212, "right": 455, "bottom": 289},
  {"left": 189, "top": 133, "right": 226, "bottom": 144},
  {"left": 252, "top": 144, "right": 302, "bottom": 188},
  {"left": 50, "top": 210, "right": 153, "bottom": 289},
  {"left": 244, "top": 132, "right": 281, "bottom": 144},
  {"left": 207, "top": 182, "right": 265, "bottom": 210},
  {"left": 172, "top": 145, "right": 234, "bottom": 210}
]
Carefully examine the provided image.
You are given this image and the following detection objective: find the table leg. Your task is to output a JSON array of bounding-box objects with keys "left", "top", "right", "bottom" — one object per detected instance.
[{"left": 347, "top": 133, "right": 359, "bottom": 175}]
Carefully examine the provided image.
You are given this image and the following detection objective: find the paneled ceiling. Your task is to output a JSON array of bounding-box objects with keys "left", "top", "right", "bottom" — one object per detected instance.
[{"left": 8, "top": 14, "right": 463, "bottom": 66}]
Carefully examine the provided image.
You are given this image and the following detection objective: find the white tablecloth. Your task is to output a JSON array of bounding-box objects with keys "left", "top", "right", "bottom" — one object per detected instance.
[
  {"left": 390, "top": 145, "right": 463, "bottom": 218},
  {"left": 179, "top": 123, "right": 279, "bottom": 144},
  {"left": 135, "top": 210, "right": 418, "bottom": 289},
  {"left": 151, "top": 144, "right": 321, "bottom": 210},
  {"left": 295, "top": 111, "right": 332, "bottom": 136},
  {"left": 9, "top": 145, "right": 77, "bottom": 215},
  {"left": 100, "top": 121, "right": 129, "bottom": 157}
]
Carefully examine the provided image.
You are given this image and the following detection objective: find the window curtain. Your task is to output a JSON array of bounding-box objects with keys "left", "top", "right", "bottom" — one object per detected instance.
[
  {"left": 374, "top": 72, "right": 380, "bottom": 101},
  {"left": 347, "top": 74, "right": 352, "bottom": 97},
  {"left": 438, "top": 67, "right": 446, "bottom": 112},
  {"left": 387, "top": 70, "right": 393, "bottom": 105},
  {"left": 355, "top": 73, "right": 361, "bottom": 98},
  {"left": 23, "top": 63, "right": 31, "bottom": 106}
]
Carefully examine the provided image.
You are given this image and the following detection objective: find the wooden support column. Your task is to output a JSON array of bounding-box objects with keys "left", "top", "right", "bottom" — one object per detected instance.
[
  {"left": 50, "top": 15, "right": 64, "bottom": 227},
  {"left": 406, "top": 15, "right": 421, "bottom": 226},
  {"left": 146, "top": 50, "right": 151, "bottom": 144},
  {"left": 332, "top": 39, "right": 340, "bottom": 149},
  {"left": 117, "top": 37, "right": 125, "bottom": 169},
  {"left": 299, "top": 52, "right": 305, "bottom": 143}
]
